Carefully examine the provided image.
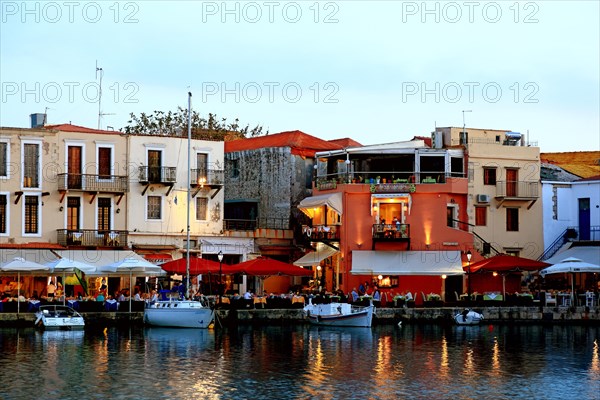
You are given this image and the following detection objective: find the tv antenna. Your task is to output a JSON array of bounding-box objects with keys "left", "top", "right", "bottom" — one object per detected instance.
[{"left": 96, "top": 61, "right": 115, "bottom": 129}]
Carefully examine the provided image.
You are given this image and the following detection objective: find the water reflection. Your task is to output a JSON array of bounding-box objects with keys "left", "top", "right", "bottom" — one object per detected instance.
[{"left": 0, "top": 325, "right": 599, "bottom": 399}]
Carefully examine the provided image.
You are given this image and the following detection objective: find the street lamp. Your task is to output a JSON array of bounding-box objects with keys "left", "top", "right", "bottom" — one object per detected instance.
[
  {"left": 466, "top": 250, "right": 472, "bottom": 302},
  {"left": 217, "top": 251, "right": 224, "bottom": 304}
]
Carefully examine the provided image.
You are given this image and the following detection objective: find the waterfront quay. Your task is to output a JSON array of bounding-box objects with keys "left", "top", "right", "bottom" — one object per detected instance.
[{"left": 2, "top": 305, "right": 599, "bottom": 328}]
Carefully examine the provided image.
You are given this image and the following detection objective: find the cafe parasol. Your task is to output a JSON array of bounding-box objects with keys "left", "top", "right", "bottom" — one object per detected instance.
[
  {"left": 467, "top": 254, "right": 550, "bottom": 299},
  {"left": 232, "top": 257, "right": 312, "bottom": 294}
]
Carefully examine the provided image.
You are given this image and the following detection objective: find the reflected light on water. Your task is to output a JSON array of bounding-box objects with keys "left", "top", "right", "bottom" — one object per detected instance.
[
  {"left": 439, "top": 336, "right": 449, "bottom": 378},
  {"left": 591, "top": 340, "right": 599, "bottom": 374},
  {"left": 491, "top": 336, "right": 501, "bottom": 376}
]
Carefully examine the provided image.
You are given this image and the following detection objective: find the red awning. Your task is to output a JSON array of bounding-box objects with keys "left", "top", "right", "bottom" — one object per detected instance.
[
  {"left": 467, "top": 254, "right": 550, "bottom": 273},
  {"left": 160, "top": 257, "right": 243, "bottom": 275},
  {"left": 232, "top": 256, "right": 313, "bottom": 277}
]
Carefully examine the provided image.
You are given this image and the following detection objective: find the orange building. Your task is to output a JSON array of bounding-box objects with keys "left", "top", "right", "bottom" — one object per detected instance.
[{"left": 295, "top": 139, "right": 478, "bottom": 305}]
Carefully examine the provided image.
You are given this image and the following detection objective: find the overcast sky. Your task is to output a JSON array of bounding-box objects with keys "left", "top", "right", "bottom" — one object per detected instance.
[{"left": 1, "top": 1, "right": 598, "bottom": 152}]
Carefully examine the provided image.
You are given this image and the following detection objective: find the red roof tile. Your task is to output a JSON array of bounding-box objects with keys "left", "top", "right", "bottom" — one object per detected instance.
[
  {"left": 225, "top": 130, "right": 349, "bottom": 157},
  {"left": 44, "top": 124, "right": 120, "bottom": 135},
  {"left": 328, "top": 138, "right": 363, "bottom": 148}
]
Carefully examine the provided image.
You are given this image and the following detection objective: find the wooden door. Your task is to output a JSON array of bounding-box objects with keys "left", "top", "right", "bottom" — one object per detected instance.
[
  {"left": 148, "top": 150, "right": 161, "bottom": 182},
  {"left": 68, "top": 146, "right": 82, "bottom": 189},
  {"left": 506, "top": 169, "right": 518, "bottom": 197}
]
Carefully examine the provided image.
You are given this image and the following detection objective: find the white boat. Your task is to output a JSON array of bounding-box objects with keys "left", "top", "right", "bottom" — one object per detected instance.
[
  {"left": 145, "top": 298, "right": 214, "bottom": 328},
  {"left": 143, "top": 92, "right": 215, "bottom": 329},
  {"left": 454, "top": 309, "right": 484, "bottom": 325},
  {"left": 35, "top": 305, "right": 85, "bottom": 330},
  {"left": 304, "top": 298, "right": 375, "bottom": 327}
]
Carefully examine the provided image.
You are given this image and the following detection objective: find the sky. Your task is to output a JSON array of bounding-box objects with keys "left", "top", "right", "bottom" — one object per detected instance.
[{"left": 1, "top": 1, "right": 599, "bottom": 153}]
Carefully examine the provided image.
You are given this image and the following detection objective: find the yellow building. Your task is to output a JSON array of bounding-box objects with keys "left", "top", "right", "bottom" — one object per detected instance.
[{"left": 433, "top": 127, "right": 543, "bottom": 259}]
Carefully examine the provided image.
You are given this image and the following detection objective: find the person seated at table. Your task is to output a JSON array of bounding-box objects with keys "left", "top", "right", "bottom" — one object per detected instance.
[
  {"left": 404, "top": 291, "right": 413, "bottom": 301},
  {"left": 336, "top": 289, "right": 347, "bottom": 303},
  {"left": 133, "top": 288, "right": 142, "bottom": 301},
  {"left": 118, "top": 291, "right": 126, "bottom": 302},
  {"left": 150, "top": 290, "right": 159, "bottom": 302},
  {"left": 372, "top": 286, "right": 381, "bottom": 303},
  {"left": 30, "top": 290, "right": 39, "bottom": 300},
  {"left": 358, "top": 282, "right": 366, "bottom": 296},
  {"left": 96, "top": 292, "right": 105, "bottom": 302},
  {"left": 351, "top": 287, "right": 359, "bottom": 302}
]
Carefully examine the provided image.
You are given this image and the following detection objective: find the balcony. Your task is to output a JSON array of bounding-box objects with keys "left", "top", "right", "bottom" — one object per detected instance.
[
  {"left": 372, "top": 223, "right": 410, "bottom": 249},
  {"left": 191, "top": 168, "right": 224, "bottom": 199},
  {"left": 57, "top": 173, "right": 129, "bottom": 193},
  {"left": 138, "top": 166, "right": 177, "bottom": 195},
  {"left": 224, "top": 218, "right": 291, "bottom": 231},
  {"left": 495, "top": 181, "right": 539, "bottom": 209},
  {"left": 138, "top": 166, "right": 177, "bottom": 184},
  {"left": 57, "top": 229, "right": 129, "bottom": 248}
]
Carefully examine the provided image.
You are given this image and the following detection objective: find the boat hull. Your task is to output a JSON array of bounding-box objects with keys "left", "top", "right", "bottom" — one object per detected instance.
[
  {"left": 304, "top": 302, "right": 374, "bottom": 327},
  {"left": 35, "top": 305, "right": 85, "bottom": 330},
  {"left": 144, "top": 301, "right": 214, "bottom": 329},
  {"left": 454, "top": 310, "right": 484, "bottom": 326}
]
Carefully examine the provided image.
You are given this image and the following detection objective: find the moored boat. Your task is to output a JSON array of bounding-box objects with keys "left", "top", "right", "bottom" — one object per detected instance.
[
  {"left": 35, "top": 305, "right": 85, "bottom": 330},
  {"left": 454, "top": 309, "right": 484, "bottom": 325},
  {"left": 144, "top": 298, "right": 214, "bottom": 328},
  {"left": 304, "top": 298, "right": 374, "bottom": 327}
]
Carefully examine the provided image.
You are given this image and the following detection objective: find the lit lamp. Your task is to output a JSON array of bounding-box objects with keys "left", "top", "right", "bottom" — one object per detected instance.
[
  {"left": 218, "top": 251, "right": 224, "bottom": 303},
  {"left": 316, "top": 265, "right": 322, "bottom": 287},
  {"left": 378, "top": 274, "right": 383, "bottom": 281},
  {"left": 466, "top": 250, "right": 472, "bottom": 302}
]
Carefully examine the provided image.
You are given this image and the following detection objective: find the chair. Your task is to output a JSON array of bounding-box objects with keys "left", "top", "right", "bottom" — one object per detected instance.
[
  {"left": 586, "top": 292, "right": 597, "bottom": 307},
  {"left": 545, "top": 292, "right": 557, "bottom": 306}
]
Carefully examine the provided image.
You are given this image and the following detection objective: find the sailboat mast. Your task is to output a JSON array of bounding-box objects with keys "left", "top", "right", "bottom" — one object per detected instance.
[{"left": 186, "top": 92, "right": 192, "bottom": 299}]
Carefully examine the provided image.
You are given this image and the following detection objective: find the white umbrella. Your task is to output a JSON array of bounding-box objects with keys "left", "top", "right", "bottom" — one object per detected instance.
[
  {"left": 0, "top": 257, "right": 51, "bottom": 314},
  {"left": 102, "top": 257, "right": 166, "bottom": 312},
  {"left": 540, "top": 257, "right": 600, "bottom": 304},
  {"left": 45, "top": 258, "right": 97, "bottom": 304}
]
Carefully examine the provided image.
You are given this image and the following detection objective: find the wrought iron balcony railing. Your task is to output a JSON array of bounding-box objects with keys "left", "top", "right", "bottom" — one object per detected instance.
[
  {"left": 372, "top": 223, "right": 410, "bottom": 241},
  {"left": 57, "top": 173, "right": 129, "bottom": 193},
  {"left": 191, "top": 169, "right": 224, "bottom": 186},
  {"left": 495, "top": 181, "right": 539, "bottom": 198},
  {"left": 138, "top": 166, "right": 177, "bottom": 184},
  {"left": 57, "top": 229, "right": 128, "bottom": 247}
]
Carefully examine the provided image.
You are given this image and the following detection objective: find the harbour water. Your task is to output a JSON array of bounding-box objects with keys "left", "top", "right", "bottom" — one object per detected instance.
[{"left": 1, "top": 324, "right": 599, "bottom": 400}]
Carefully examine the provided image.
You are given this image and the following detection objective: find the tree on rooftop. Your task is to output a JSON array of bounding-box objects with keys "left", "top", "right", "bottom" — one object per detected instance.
[{"left": 121, "top": 107, "right": 267, "bottom": 140}]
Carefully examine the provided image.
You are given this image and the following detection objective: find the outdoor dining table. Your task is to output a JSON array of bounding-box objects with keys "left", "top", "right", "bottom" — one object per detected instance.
[
  {"left": 27, "top": 300, "right": 41, "bottom": 312},
  {"left": 67, "top": 299, "right": 80, "bottom": 310},
  {"left": 105, "top": 299, "right": 119, "bottom": 311}
]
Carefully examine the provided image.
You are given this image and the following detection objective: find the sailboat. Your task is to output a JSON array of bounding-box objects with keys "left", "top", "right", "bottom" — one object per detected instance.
[{"left": 144, "top": 92, "right": 215, "bottom": 328}]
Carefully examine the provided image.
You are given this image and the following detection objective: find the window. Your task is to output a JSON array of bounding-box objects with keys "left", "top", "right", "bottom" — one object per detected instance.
[
  {"left": 24, "top": 195, "right": 40, "bottom": 234},
  {"left": 446, "top": 206, "right": 457, "bottom": 228},
  {"left": 0, "top": 141, "right": 7, "bottom": 177},
  {"left": 148, "top": 150, "right": 162, "bottom": 182},
  {"left": 506, "top": 208, "right": 519, "bottom": 231},
  {"left": 98, "top": 147, "right": 112, "bottom": 179},
  {"left": 0, "top": 194, "right": 7, "bottom": 234},
  {"left": 147, "top": 196, "right": 162, "bottom": 220},
  {"left": 23, "top": 142, "right": 40, "bottom": 188},
  {"left": 97, "top": 198, "right": 111, "bottom": 233},
  {"left": 196, "top": 197, "right": 208, "bottom": 221},
  {"left": 475, "top": 206, "right": 487, "bottom": 226},
  {"left": 483, "top": 168, "right": 496, "bottom": 186},
  {"left": 230, "top": 159, "right": 240, "bottom": 179},
  {"left": 67, "top": 197, "right": 80, "bottom": 230}
]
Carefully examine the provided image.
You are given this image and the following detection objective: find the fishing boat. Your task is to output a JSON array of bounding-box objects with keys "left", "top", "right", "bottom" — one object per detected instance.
[
  {"left": 303, "top": 298, "right": 374, "bottom": 327},
  {"left": 144, "top": 92, "right": 215, "bottom": 329},
  {"left": 454, "top": 309, "right": 484, "bottom": 326},
  {"left": 35, "top": 305, "right": 85, "bottom": 330}
]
